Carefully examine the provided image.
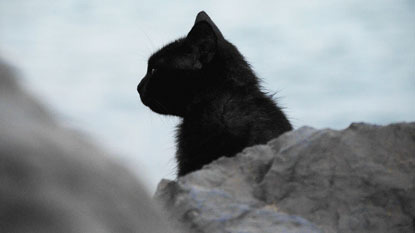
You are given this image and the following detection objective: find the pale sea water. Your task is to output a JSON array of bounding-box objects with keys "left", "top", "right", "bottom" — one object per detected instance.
[{"left": 1, "top": 0, "right": 414, "bottom": 192}]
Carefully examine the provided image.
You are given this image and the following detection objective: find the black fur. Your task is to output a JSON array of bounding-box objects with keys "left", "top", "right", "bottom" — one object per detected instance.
[{"left": 137, "top": 11, "right": 292, "bottom": 176}]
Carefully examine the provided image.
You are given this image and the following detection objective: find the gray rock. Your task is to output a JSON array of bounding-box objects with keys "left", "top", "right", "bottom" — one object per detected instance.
[
  {"left": 0, "top": 59, "right": 178, "bottom": 233},
  {"left": 155, "top": 123, "right": 415, "bottom": 233}
]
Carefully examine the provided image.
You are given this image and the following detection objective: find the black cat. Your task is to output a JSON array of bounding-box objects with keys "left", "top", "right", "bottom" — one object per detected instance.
[{"left": 137, "top": 11, "right": 292, "bottom": 176}]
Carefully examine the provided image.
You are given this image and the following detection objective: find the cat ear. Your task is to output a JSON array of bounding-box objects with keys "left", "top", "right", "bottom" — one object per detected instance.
[
  {"left": 187, "top": 12, "right": 223, "bottom": 64},
  {"left": 194, "top": 11, "right": 224, "bottom": 40}
]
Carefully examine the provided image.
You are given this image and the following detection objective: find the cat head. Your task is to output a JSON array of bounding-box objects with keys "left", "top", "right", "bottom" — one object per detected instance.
[{"left": 137, "top": 11, "right": 255, "bottom": 117}]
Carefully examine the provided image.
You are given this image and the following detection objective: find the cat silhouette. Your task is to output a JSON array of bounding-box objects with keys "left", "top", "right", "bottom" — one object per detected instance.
[{"left": 138, "top": 11, "right": 292, "bottom": 176}]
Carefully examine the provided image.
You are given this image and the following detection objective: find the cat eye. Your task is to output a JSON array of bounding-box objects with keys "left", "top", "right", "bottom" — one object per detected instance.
[{"left": 150, "top": 68, "right": 157, "bottom": 75}]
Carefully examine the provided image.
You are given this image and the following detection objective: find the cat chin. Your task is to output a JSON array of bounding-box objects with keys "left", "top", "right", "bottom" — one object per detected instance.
[
  {"left": 145, "top": 99, "right": 171, "bottom": 115},
  {"left": 149, "top": 105, "right": 167, "bottom": 115},
  {"left": 139, "top": 92, "right": 177, "bottom": 115}
]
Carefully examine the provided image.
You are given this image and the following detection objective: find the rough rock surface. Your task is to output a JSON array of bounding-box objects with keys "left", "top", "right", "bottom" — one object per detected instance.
[
  {"left": 0, "top": 59, "right": 178, "bottom": 233},
  {"left": 155, "top": 123, "right": 415, "bottom": 233}
]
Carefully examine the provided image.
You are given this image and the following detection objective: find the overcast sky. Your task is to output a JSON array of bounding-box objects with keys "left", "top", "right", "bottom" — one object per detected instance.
[{"left": 1, "top": 0, "right": 414, "bottom": 192}]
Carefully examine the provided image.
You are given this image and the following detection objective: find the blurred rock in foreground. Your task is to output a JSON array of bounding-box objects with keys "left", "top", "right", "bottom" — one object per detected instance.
[
  {"left": 0, "top": 59, "right": 177, "bottom": 233},
  {"left": 155, "top": 123, "right": 415, "bottom": 233}
]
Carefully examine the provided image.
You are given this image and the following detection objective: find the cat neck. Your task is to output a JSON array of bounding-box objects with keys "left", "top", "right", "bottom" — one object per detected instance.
[{"left": 183, "top": 79, "right": 265, "bottom": 119}]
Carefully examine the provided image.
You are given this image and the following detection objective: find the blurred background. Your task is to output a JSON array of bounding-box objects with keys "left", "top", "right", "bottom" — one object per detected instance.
[{"left": 1, "top": 0, "right": 414, "bottom": 192}]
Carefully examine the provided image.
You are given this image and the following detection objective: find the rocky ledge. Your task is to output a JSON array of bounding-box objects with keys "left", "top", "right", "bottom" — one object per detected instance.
[{"left": 155, "top": 123, "right": 415, "bottom": 233}]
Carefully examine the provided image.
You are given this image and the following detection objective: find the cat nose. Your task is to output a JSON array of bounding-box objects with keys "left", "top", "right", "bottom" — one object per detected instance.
[
  {"left": 137, "top": 82, "right": 143, "bottom": 94},
  {"left": 137, "top": 78, "right": 146, "bottom": 95}
]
